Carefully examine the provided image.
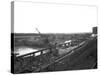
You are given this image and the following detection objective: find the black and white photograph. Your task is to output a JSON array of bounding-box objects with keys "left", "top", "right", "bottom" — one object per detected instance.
[{"left": 11, "top": 1, "right": 98, "bottom": 74}]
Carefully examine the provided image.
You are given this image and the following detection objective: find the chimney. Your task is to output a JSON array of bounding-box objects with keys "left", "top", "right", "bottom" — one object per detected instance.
[{"left": 92, "top": 27, "right": 97, "bottom": 34}]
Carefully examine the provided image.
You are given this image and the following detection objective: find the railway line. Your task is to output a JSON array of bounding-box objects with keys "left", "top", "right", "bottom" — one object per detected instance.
[{"left": 12, "top": 37, "right": 97, "bottom": 73}]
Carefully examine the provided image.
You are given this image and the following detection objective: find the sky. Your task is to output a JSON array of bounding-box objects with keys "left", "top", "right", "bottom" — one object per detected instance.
[{"left": 14, "top": 1, "right": 97, "bottom": 33}]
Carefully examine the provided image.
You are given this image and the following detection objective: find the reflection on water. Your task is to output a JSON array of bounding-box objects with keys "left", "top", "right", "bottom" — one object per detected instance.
[{"left": 14, "top": 47, "right": 41, "bottom": 57}]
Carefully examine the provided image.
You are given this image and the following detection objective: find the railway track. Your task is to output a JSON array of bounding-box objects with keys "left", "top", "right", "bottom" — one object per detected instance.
[{"left": 12, "top": 37, "right": 97, "bottom": 73}]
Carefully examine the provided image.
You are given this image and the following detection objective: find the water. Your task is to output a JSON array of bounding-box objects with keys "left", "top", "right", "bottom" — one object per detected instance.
[{"left": 14, "top": 47, "right": 42, "bottom": 57}]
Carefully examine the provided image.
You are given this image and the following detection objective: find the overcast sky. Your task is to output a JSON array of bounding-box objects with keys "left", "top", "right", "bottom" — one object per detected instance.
[{"left": 14, "top": 1, "right": 97, "bottom": 33}]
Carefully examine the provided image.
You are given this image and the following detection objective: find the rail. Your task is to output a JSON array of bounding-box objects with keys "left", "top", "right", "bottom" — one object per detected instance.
[{"left": 13, "top": 39, "right": 89, "bottom": 73}]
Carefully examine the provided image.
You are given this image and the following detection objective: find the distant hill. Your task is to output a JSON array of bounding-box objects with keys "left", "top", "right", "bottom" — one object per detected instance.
[{"left": 12, "top": 32, "right": 92, "bottom": 37}]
